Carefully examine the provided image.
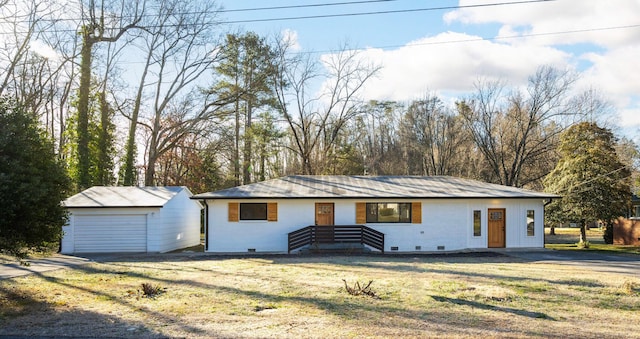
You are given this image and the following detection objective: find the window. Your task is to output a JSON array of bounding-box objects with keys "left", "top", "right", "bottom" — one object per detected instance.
[
  {"left": 526, "top": 210, "right": 535, "bottom": 236},
  {"left": 240, "top": 203, "right": 267, "bottom": 220},
  {"left": 366, "top": 203, "right": 411, "bottom": 223},
  {"left": 473, "top": 210, "right": 481, "bottom": 236}
]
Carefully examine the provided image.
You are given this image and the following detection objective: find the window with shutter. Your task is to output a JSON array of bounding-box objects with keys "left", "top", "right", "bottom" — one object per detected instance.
[
  {"left": 412, "top": 202, "right": 422, "bottom": 224},
  {"left": 356, "top": 202, "right": 366, "bottom": 224},
  {"left": 267, "top": 203, "right": 278, "bottom": 221},
  {"left": 228, "top": 203, "right": 239, "bottom": 222}
]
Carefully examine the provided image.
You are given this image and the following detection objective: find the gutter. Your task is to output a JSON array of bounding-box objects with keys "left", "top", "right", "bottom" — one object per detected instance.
[{"left": 192, "top": 198, "right": 210, "bottom": 252}]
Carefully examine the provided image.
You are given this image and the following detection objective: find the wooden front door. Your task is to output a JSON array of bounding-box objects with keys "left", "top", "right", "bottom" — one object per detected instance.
[
  {"left": 488, "top": 208, "right": 506, "bottom": 248},
  {"left": 315, "top": 203, "right": 334, "bottom": 226}
]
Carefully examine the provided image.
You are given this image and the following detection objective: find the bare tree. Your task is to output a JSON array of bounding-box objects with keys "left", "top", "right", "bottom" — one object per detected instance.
[
  {"left": 126, "top": 0, "right": 225, "bottom": 186},
  {"left": 458, "top": 66, "right": 578, "bottom": 187},
  {"left": 0, "top": 0, "right": 75, "bottom": 144},
  {"left": 401, "top": 94, "right": 467, "bottom": 176},
  {"left": 75, "top": 0, "right": 145, "bottom": 189},
  {"left": 273, "top": 41, "right": 380, "bottom": 174}
]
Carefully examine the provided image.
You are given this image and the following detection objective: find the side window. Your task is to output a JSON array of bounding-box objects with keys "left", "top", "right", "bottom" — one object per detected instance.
[
  {"left": 473, "top": 210, "right": 481, "bottom": 236},
  {"left": 365, "top": 203, "right": 412, "bottom": 223},
  {"left": 526, "top": 210, "right": 535, "bottom": 236},
  {"left": 240, "top": 203, "right": 267, "bottom": 220}
]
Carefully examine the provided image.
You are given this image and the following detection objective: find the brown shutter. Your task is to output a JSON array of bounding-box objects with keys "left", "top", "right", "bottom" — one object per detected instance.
[
  {"left": 267, "top": 203, "right": 278, "bottom": 221},
  {"left": 228, "top": 202, "right": 239, "bottom": 222},
  {"left": 412, "top": 202, "right": 422, "bottom": 224},
  {"left": 356, "top": 202, "right": 366, "bottom": 224}
]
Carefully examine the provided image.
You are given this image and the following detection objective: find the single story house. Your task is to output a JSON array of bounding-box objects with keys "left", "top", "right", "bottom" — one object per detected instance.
[
  {"left": 61, "top": 186, "right": 202, "bottom": 253},
  {"left": 192, "top": 175, "right": 558, "bottom": 253}
]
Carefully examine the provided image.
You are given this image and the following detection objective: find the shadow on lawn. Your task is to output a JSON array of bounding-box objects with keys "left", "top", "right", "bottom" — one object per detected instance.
[
  {"left": 431, "top": 295, "right": 555, "bottom": 320},
  {"left": 0, "top": 266, "right": 226, "bottom": 339},
  {"left": 2, "top": 253, "right": 575, "bottom": 338},
  {"left": 0, "top": 282, "right": 163, "bottom": 338}
]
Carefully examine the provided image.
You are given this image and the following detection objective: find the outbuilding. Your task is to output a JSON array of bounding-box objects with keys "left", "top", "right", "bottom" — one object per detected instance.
[
  {"left": 61, "top": 186, "right": 202, "bottom": 253},
  {"left": 192, "top": 175, "right": 558, "bottom": 254}
]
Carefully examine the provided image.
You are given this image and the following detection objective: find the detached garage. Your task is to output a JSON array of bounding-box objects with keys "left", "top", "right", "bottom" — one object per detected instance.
[{"left": 61, "top": 186, "right": 202, "bottom": 253}]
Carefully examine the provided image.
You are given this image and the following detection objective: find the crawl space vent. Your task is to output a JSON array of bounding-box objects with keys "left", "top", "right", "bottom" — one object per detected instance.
[
  {"left": 390, "top": 246, "right": 399, "bottom": 251},
  {"left": 437, "top": 245, "right": 445, "bottom": 250}
]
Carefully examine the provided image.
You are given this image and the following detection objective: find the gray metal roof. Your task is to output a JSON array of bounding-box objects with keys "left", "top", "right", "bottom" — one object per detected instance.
[
  {"left": 63, "top": 186, "right": 189, "bottom": 208},
  {"left": 192, "top": 175, "right": 559, "bottom": 200}
]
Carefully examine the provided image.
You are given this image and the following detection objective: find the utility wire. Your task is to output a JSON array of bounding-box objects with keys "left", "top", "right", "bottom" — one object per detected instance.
[
  {"left": 1, "top": 0, "right": 555, "bottom": 29},
  {"left": 294, "top": 23, "right": 640, "bottom": 55},
  {"left": 221, "top": 0, "right": 399, "bottom": 13},
  {"left": 221, "top": 0, "right": 556, "bottom": 24},
  {"left": 79, "top": 23, "right": 640, "bottom": 64},
  {"left": 550, "top": 166, "right": 630, "bottom": 196}
]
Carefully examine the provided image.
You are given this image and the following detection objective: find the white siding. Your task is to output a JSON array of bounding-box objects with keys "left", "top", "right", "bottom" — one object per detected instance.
[
  {"left": 150, "top": 189, "right": 202, "bottom": 252},
  {"left": 73, "top": 214, "right": 147, "bottom": 253},
  {"left": 206, "top": 198, "right": 547, "bottom": 253}
]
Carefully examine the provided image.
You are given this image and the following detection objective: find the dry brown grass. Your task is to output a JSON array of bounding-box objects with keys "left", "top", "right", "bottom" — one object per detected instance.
[{"left": 1, "top": 254, "right": 639, "bottom": 338}]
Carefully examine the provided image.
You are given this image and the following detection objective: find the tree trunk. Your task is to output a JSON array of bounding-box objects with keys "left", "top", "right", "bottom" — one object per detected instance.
[
  {"left": 234, "top": 98, "right": 240, "bottom": 186},
  {"left": 550, "top": 223, "right": 556, "bottom": 236},
  {"left": 580, "top": 219, "right": 587, "bottom": 244},
  {"left": 123, "top": 49, "right": 153, "bottom": 186},
  {"left": 243, "top": 100, "right": 253, "bottom": 184},
  {"left": 77, "top": 31, "right": 94, "bottom": 189}
]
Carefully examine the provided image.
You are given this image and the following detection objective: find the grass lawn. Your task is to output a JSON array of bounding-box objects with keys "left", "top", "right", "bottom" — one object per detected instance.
[
  {"left": 1, "top": 253, "right": 639, "bottom": 338},
  {"left": 545, "top": 227, "right": 640, "bottom": 254}
]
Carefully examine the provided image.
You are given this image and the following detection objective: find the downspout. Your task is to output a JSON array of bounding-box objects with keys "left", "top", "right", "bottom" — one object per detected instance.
[
  {"left": 203, "top": 200, "right": 209, "bottom": 252},
  {"left": 543, "top": 198, "right": 553, "bottom": 247}
]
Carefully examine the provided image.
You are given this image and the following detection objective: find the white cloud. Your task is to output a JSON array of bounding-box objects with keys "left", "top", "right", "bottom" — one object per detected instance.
[
  {"left": 579, "top": 46, "right": 640, "bottom": 104},
  {"left": 29, "top": 40, "right": 61, "bottom": 61},
  {"left": 444, "top": 0, "right": 640, "bottom": 48},
  {"left": 356, "top": 31, "right": 570, "bottom": 101},
  {"left": 281, "top": 29, "right": 302, "bottom": 52}
]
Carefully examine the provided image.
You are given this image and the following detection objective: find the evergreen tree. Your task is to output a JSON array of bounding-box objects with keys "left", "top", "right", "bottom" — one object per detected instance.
[
  {"left": 0, "top": 98, "right": 71, "bottom": 257},
  {"left": 211, "top": 32, "right": 278, "bottom": 185},
  {"left": 544, "top": 122, "right": 630, "bottom": 244},
  {"left": 64, "top": 86, "right": 117, "bottom": 191}
]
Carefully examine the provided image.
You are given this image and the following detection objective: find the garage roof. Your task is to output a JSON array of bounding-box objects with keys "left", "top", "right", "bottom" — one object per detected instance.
[
  {"left": 63, "top": 186, "right": 188, "bottom": 208},
  {"left": 192, "top": 175, "right": 559, "bottom": 200}
]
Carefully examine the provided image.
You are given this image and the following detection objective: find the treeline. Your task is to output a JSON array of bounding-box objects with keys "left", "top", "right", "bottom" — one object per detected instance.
[{"left": 1, "top": 0, "right": 637, "bottom": 195}]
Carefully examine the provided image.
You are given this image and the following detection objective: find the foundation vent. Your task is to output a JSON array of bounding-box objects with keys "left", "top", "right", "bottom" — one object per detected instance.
[
  {"left": 415, "top": 246, "right": 422, "bottom": 251},
  {"left": 437, "top": 245, "right": 445, "bottom": 250},
  {"left": 390, "top": 246, "right": 399, "bottom": 251},
  {"left": 248, "top": 248, "right": 256, "bottom": 252}
]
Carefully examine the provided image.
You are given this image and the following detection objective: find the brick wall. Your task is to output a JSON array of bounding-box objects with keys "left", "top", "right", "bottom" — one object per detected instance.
[{"left": 613, "top": 217, "right": 640, "bottom": 246}]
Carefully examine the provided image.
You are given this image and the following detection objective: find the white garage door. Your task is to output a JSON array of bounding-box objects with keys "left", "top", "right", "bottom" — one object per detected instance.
[{"left": 74, "top": 214, "right": 147, "bottom": 252}]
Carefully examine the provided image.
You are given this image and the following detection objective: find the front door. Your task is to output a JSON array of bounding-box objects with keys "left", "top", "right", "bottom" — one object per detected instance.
[
  {"left": 315, "top": 203, "right": 334, "bottom": 226},
  {"left": 488, "top": 208, "right": 506, "bottom": 248}
]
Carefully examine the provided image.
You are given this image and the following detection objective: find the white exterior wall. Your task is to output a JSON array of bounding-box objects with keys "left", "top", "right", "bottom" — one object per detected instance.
[
  {"left": 205, "top": 198, "right": 546, "bottom": 253},
  {"left": 149, "top": 189, "right": 202, "bottom": 252},
  {"left": 61, "top": 207, "right": 157, "bottom": 253},
  {"left": 61, "top": 189, "right": 202, "bottom": 253}
]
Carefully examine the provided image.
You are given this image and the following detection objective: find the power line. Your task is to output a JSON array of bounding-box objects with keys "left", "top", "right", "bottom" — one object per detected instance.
[
  {"left": 293, "top": 23, "right": 640, "bottom": 55},
  {"left": 0, "top": 0, "right": 402, "bottom": 23},
  {"left": 90, "top": 23, "right": 640, "bottom": 65},
  {"left": 551, "top": 166, "right": 630, "bottom": 196},
  {"left": 221, "top": 0, "right": 399, "bottom": 13},
  {"left": 1, "top": 0, "right": 555, "bottom": 28},
  {"left": 221, "top": 0, "right": 556, "bottom": 24}
]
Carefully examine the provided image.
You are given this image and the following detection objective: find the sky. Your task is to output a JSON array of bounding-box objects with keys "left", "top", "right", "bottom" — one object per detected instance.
[{"left": 220, "top": 0, "right": 640, "bottom": 139}]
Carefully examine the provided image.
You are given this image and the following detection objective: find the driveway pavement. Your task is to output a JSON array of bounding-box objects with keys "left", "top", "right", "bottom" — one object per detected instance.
[
  {"left": 1, "top": 249, "right": 639, "bottom": 280},
  {"left": 0, "top": 254, "right": 92, "bottom": 279},
  {"left": 501, "top": 249, "right": 640, "bottom": 276}
]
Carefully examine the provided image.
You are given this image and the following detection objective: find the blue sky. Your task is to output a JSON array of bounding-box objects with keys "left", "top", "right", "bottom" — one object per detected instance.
[{"left": 220, "top": 0, "right": 640, "bottom": 139}]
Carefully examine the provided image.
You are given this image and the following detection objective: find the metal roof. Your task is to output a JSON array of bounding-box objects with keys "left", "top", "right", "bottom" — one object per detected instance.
[
  {"left": 191, "top": 175, "right": 559, "bottom": 200},
  {"left": 63, "top": 186, "right": 188, "bottom": 208}
]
